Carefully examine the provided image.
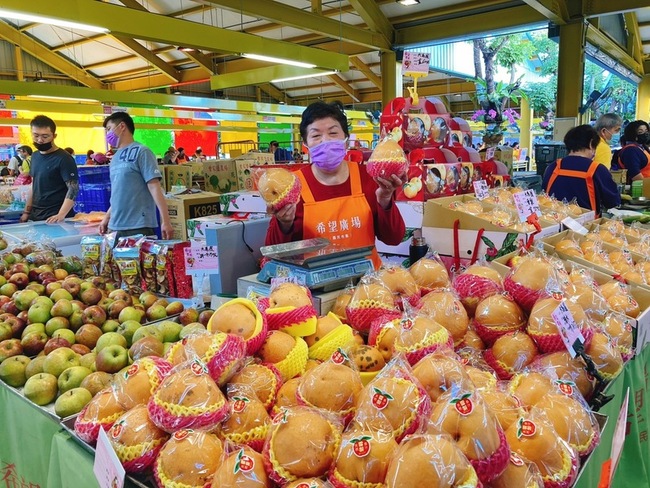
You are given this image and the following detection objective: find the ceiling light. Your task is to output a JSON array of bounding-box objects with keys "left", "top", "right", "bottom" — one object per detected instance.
[
  {"left": 396, "top": 0, "right": 420, "bottom": 5},
  {"left": 272, "top": 71, "right": 337, "bottom": 83},
  {"left": 177, "top": 46, "right": 196, "bottom": 52},
  {"left": 0, "top": 9, "right": 108, "bottom": 33},
  {"left": 242, "top": 53, "right": 316, "bottom": 69}
]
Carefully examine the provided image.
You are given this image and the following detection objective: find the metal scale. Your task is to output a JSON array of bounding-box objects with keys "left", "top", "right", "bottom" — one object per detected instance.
[{"left": 257, "top": 238, "right": 374, "bottom": 291}]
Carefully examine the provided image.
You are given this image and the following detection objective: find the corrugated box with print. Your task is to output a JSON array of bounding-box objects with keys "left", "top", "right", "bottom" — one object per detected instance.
[
  {"left": 165, "top": 166, "right": 192, "bottom": 190},
  {"left": 202, "top": 159, "right": 238, "bottom": 193},
  {"left": 165, "top": 191, "right": 220, "bottom": 240},
  {"left": 235, "top": 152, "right": 275, "bottom": 191}
]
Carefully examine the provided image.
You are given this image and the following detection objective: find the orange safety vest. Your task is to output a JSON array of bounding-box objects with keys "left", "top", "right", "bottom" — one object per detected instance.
[
  {"left": 617, "top": 144, "right": 650, "bottom": 178},
  {"left": 546, "top": 158, "right": 600, "bottom": 214},
  {"left": 296, "top": 161, "right": 382, "bottom": 270}
]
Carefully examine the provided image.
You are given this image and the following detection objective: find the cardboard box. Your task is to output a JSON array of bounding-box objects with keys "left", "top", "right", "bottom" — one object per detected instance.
[
  {"left": 202, "top": 159, "right": 238, "bottom": 193},
  {"left": 375, "top": 201, "right": 424, "bottom": 256},
  {"left": 165, "top": 191, "right": 221, "bottom": 240},
  {"left": 165, "top": 166, "right": 192, "bottom": 190},
  {"left": 220, "top": 191, "right": 268, "bottom": 215},
  {"left": 234, "top": 152, "right": 275, "bottom": 191},
  {"left": 237, "top": 273, "right": 343, "bottom": 316},
  {"left": 186, "top": 213, "right": 269, "bottom": 240},
  {"left": 421, "top": 199, "right": 559, "bottom": 263}
]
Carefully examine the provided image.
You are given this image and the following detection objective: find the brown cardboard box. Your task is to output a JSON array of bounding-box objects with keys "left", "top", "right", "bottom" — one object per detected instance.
[
  {"left": 166, "top": 165, "right": 192, "bottom": 190},
  {"left": 165, "top": 191, "right": 221, "bottom": 240},
  {"left": 235, "top": 152, "right": 275, "bottom": 191},
  {"left": 202, "top": 159, "right": 238, "bottom": 193}
]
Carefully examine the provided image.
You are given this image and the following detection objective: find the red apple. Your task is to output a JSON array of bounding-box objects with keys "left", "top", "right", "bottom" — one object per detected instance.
[
  {"left": 82, "top": 305, "right": 107, "bottom": 327},
  {"left": 179, "top": 308, "right": 200, "bottom": 326},
  {"left": 70, "top": 343, "right": 91, "bottom": 356},
  {"left": 95, "top": 345, "right": 129, "bottom": 373},
  {"left": 80, "top": 287, "right": 103, "bottom": 306},
  {"left": 21, "top": 331, "right": 48, "bottom": 356},
  {"left": 1, "top": 301, "right": 20, "bottom": 316},
  {"left": 9, "top": 273, "right": 30, "bottom": 289},
  {"left": 107, "top": 300, "right": 128, "bottom": 319},
  {"left": 198, "top": 310, "right": 214, "bottom": 326},
  {"left": 108, "top": 289, "right": 133, "bottom": 305},
  {"left": 43, "top": 337, "right": 72, "bottom": 355},
  {"left": 75, "top": 324, "right": 103, "bottom": 349},
  {"left": 0, "top": 338, "right": 23, "bottom": 362},
  {"left": 38, "top": 271, "right": 56, "bottom": 284}
]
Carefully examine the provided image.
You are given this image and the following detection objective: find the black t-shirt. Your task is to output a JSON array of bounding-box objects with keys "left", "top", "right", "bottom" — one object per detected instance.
[{"left": 30, "top": 148, "right": 79, "bottom": 221}]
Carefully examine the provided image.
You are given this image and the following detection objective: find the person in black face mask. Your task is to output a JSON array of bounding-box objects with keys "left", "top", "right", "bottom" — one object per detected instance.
[
  {"left": 613, "top": 120, "right": 650, "bottom": 184},
  {"left": 19, "top": 115, "right": 79, "bottom": 223}
]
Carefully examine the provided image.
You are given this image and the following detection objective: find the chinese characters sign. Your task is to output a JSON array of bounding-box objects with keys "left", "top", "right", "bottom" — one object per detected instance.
[
  {"left": 184, "top": 244, "right": 219, "bottom": 274},
  {"left": 513, "top": 189, "right": 541, "bottom": 223},
  {"left": 402, "top": 51, "right": 430, "bottom": 74},
  {"left": 551, "top": 300, "right": 585, "bottom": 358},
  {"left": 473, "top": 180, "right": 489, "bottom": 200},
  {"left": 315, "top": 216, "right": 361, "bottom": 242}
]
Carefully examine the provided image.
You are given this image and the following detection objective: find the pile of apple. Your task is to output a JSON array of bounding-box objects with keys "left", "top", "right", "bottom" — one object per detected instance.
[{"left": 0, "top": 245, "right": 213, "bottom": 417}]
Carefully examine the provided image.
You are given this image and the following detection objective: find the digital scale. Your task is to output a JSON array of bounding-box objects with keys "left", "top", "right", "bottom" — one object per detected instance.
[{"left": 257, "top": 238, "right": 374, "bottom": 291}]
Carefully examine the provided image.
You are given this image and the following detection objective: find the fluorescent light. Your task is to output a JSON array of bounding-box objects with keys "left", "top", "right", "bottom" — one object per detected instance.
[
  {"left": 0, "top": 9, "right": 108, "bottom": 33},
  {"left": 27, "top": 95, "right": 99, "bottom": 102},
  {"left": 272, "top": 71, "right": 337, "bottom": 83},
  {"left": 396, "top": 0, "right": 420, "bottom": 5},
  {"left": 242, "top": 53, "right": 316, "bottom": 69}
]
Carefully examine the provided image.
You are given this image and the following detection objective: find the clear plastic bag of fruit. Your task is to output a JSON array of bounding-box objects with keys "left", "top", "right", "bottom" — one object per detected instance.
[
  {"left": 505, "top": 410, "right": 580, "bottom": 488},
  {"left": 430, "top": 383, "right": 509, "bottom": 484},
  {"left": 585, "top": 330, "right": 625, "bottom": 382},
  {"left": 254, "top": 166, "right": 301, "bottom": 211},
  {"left": 295, "top": 347, "right": 364, "bottom": 425},
  {"left": 601, "top": 311, "right": 635, "bottom": 361},
  {"left": 220, "top": 383, "right": 271, "bottom": 453},
  {"left": 147, "top": 359, "right": 229, "bottom": 433},
  {"left": 367, "top": 314, "right": 401, "bottom": 364},
  {"left": 452, "top": 259, "right": 504, "bottom": 315},
  {"left": 346, "top": 272, "right": 400, "bottom": 334},
  {"left": 111, "top": 356, "right": 173, "bottom": 410},
  {"left": 229, "top": 358, "right": 285, "bottom": 413},
  {"left": 456, "top": 348, "right": 498, "bottom": 391},
  {"left": 351, "top": 355, "right": 431, "bottom": 443},
  {"left": 153, "top": 428, "right": 224, "bottom": 487},
  {"left": 554, "top": 235, "right": 584, "bottom": 258},
  {"left": 526, "top": 351, "right": 596, "bottom": 401},
  {"left": 328, "top": 426, "right": 398, "bottom": 487},
  {"left": 263, "top": 405, "right": 343, "bottom": 485},
  {"left": 377, "top": 263, "right": 420, "bottom": 308},
  {"left": 565, "top": 263, "right": 609, "bottom": 321},
  {"left": 416, "top": 287, "right": 469, "bottom": 347},
  {"left": 480, "top": 382, "right": 526, "bottom": 432},
  {"left": 384, "top": 433, "right": 480, "bottom": 488},
  {"left": 407, "top": 250, "right": 450, "bottom": 295},
  {"left": 211, "top": 444, "right": 271, "bottom": 487},
  {"left": 411, "top": 350, "right": 474, "bottom": 404},
  {"left": 366, "top": 134, "right": 408, "bottom": 179},
  {"left": 483, "top": 330, "right": 540, "bottom": 380},
  {"left": 489, "top": 451, "right": 544, "bottom": 488},
  {"left": 472, "top": 291, "right": 526, "bottom": 346}
]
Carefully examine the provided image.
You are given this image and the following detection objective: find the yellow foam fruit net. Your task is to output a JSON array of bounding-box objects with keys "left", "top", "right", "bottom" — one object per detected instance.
[
  {"left": 113, "top": 437, "right": 166, "bottom": 463},
  {"left": 395, "top": 326, "right": 450, "bottom": 354},
  {"left": 308, "top": 321, "right": 354, "bottom": 361},
  {"left": 154, "top": 456, "right": 204, "bottom": 488},
  {"left": 151, "top": 393, "right": 225, "bottom": 417},
  {"left": 224, "top": 423, "right": 269, "bottom": 445},
  {"left": 207, "top": 297, "right": 264, "bottom": 339},
  {"left": 274, "top": 337, "right": 309, "bottom": 381},
  {"left": 330, "top": 466, "right": 384, "bottom": 488}
]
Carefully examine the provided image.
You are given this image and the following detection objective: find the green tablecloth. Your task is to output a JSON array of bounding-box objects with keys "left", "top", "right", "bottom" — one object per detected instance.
[{"left": 48, "top": 432, "right": 100, "bottom": 488}]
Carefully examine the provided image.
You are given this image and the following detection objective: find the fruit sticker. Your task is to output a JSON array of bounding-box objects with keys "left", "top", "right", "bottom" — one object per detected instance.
[
  {"left": 295, "top": 483, "right": 319, "bottom": 488},
  {"left": 516, "top": 417, "right": 536, "bottom": 438},
  {"left": 371, "top": 387, "right": 394, "bottom": 410},
  {"left": 351, "top": 436, "right": 372, "bottom": 458},
  {"left": 551, "top": 291, "right": 563, "bottom": 301},
  {"left": 232, "top": 396, "right": 250, "bottom": 413},
  {"left": 173, "top": 429, "right": 193, "bottom": 441},
  {"left": 450, "top": 393, "right": 473, "bottom": 416},
  {"left": 111, "top": 420, "right": 125, "bottom": 439},
  {"left": 124, "top": 363, "right": 139, "bottom": 379},
  {"left": 272, "top": 408, "right": 288, "bottom": 425},
  {"left": 628, "top": 296, "right": 638, "bottom": 308},
  {"left": 331, "top": 348, "right": 349, "bottom": 364},
  {"left": 190, "top": 358, "right": 208, "bottom": 376},
  {"left": 510, "top": 452, "right": 525, "bottom": 466},
  {"left": 400, "top": 318, "right": 414, "bottom": 331},
  {"left": 555, "top": 379, "right": 575, "bottom": 396},
  {"left": 233, "top": 449, "right": 254, "bottom": 474}
]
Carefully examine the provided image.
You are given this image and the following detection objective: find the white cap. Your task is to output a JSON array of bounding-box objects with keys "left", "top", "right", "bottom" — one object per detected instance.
[{"left": 14, "top": 144, "right": 22, "bottom": 151}]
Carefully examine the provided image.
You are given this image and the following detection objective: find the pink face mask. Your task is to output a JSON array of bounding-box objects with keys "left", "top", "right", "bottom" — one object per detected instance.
[{"left": 309, "top": 139, "right": 347, "bottom": 171}]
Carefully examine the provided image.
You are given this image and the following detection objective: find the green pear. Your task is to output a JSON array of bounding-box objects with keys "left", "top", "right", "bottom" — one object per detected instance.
[
  {"left": 0, "top": 355, "right": 31, "bottom": 387},
  {"left": 155, "top": 321, "right": 183, "bottom": 343},
  {"left": 23, "top": 373, "right": 58, "bottom": 405},
  {"left": 58, "top": 366, "right": 93, "bottom": 394},
  {"left": 131, "top": 325, "right": 164, "bottom": 344}
]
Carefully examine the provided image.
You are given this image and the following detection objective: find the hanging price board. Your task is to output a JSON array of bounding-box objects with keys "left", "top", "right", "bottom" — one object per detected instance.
[
  {"left": 94, "top": 427, "right": 125, "bottom": 488},
  {"left": 473, "top": 180, "right": 489, "bottom": 200},
  {"left": 401, "top": 51, "right": 430, "bottom": 74},
  {"left": 513, "top": 189, "right": 542, "bottom": 223},
  {"left": 551, "top": 300, "right": 586, "bottom": 357},
  {"left": 184, "top": 244, "right": 220, "bottom": 275}
]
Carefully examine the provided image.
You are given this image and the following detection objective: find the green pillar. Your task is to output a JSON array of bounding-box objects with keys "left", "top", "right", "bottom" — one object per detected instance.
[
  {"left": 637, "top": 75, "right": 650, "bottom": 121},
  {"left": 556, "top": 22, "right": 586, "bottom": 119},
  {"left": 380, "top": 50, "right": 400, "bottom": 107},
  {"left": 519, "top": 97, "right": 532, "bottom": 162}
]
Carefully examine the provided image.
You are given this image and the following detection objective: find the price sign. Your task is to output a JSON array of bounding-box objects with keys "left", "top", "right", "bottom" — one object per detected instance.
[
  {"left": 610, "top": 387, "right": 630, "bottom": 482},
  {"left": 551, "top": 300, "right": 585, "bottom": 357},
  {"left": 473, "top": 180, "right": 489, "bottom": 200},
  {"left": 184, "top": 243, "right": 219, "bottom": 275},
  {"left": 485, "top": 147, "right": 496, "bottom": 160},
  {"left": 402, "top": 51, "right": 430, "bottom": 74},
  {"left": 94, "top": 427, "right": 125, "bottom": 488},
  {"left": 513, "top": 189, "right": 542, "bottom": 223}
]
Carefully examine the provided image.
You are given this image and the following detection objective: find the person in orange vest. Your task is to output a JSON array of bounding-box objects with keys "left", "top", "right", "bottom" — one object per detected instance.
[
  {"left": 543, "top": 125, "right": 620, "bottom": 217},
  {"left": 265, "top": 101, "right": 405, "bottom": 269},
  {"left": 612, "top": 120, "right": 650, "bottom": 183}
]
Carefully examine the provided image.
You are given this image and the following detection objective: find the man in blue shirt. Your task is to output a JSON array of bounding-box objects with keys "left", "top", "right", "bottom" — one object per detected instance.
[
  {"left": 98, "top": 112, "right": 173, "bottom": 239},
  {"left": 543, "top": 125, "right": 620, "bottom": 217}
]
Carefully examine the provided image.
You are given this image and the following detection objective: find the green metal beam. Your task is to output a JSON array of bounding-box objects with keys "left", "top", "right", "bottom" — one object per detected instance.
[
  {"left": 0, "top": 0, "right": 349, "bottom": 72},
  {"left": 113, "top": 36, "right": 180, "bottom": 82},
  {"left": 380, "top": 50, "right": 397, "bottom": 107},
  {"left": 347, "top": 0, "right": 394, "bottom": 45},
  {"left": 556, "top": 22, "right": 585, "bottom": 118},
  {"left": 586, "top": 24, "right": 644, "bottom": 77},
  {"left": 186, "top": 0, "right": 390, "bottom": 51},
  {"left": 394, "top": 5, "right": 547, "bottom": 46},
  {"left": 583, "top": 0, "right": 650, "bottom": 16},
  {"left": 327, "top": 74, "right": 360, "bottom": 102},
  {"left": 520, "top": 0, "right": 569, "bottom": 25},
  {"left": 258, "top": 83, "right": 293, "bottom": 105},
  {"left": 349, "top": 56, "right": 381, "bottom": 89},
  {"left": 210, "top": 66, "right": 334, "bottom": 90},
  {"left": 0, "top": 20, "right": 104, "bottom": 89},
  {"left": 52, "top": 33, "right": 106, "bottom": 52},
  {"left": 624, "top": 12, "right": 645, "bottom": 67},
  {"left": 183, "top": 51, "right": 216, "bottom": 75}
]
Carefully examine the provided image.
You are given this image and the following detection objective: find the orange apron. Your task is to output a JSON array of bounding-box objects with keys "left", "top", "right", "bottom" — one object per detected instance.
[
  {"left": 617, "top": 144, "right": 650, "bottom": 178},
  {"left": 296, "top": 161, "right": 381, "bottom": 270},
  {"left": 546, "top": 158, "right": 599, "bottom": 214}
]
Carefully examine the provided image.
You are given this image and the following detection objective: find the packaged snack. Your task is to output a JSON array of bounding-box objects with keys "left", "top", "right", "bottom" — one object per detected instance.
[
  {"left": 140, "top": 240, "right": 160, "bottom": 292},
  {"left": 114, "top": 245, "right": 143, "bottom": 295},
  {"left": 171, "top": 241, "right": 193, "bottom": 299},
  {"left": 80, "top": 235, "right": 103, "bottom": 278},
  {"left": 100, "top": 232, "right": 119, "bottom": 282},
  {"left": 155, "top": 243, "right": 174, "bottom": 296}
]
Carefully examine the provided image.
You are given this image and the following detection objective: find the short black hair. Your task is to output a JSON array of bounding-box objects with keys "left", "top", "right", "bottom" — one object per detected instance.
[
  {"left": 103, "top": 111, "right": 135, "bottom": 134},
  {"left": 87, "top": 149, "right": 94, "bottom": 157},
  {"left": 563, "top": 124, "right": 600, "bottom": 152},
  {"left": 299, "top": 101, "right": 349, "bottom": 141},
  {"left": 270, "top": 141, "right": 279, "bottom": 147},
  {"left": 19, "top": 145, "right": 32, "bottom": 156},
  {"left": 30, "top": 115, "right": 56, "bottom": 133},
  {"left": 622, "top": 120, "right": 650, "bottom": 145}
]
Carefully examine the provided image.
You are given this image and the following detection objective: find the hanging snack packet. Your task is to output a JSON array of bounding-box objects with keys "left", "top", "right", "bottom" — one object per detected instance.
[
  {"left": 80, "top": 235, "right": 103, "bottom": 278},
  {"left": 114, "top": 245, "right": 143, "bottom": 295}
]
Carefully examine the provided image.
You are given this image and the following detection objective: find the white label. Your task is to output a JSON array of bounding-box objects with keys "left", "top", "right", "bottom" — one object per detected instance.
[
  {"left": 486, "top": 147, "right": 496, "bottom": 160},
  {"left": 513, "top": 189, "right": 542, "bottom": 223},
  {"left": 551, "top": 300, "right": 586, "bottom": 358},
  {"left": 561, "top": 217, "right": 589, "bottom": 235},
  {"left": 402, "top": 51, "right": 430, "bottom": 74},
  {"left": 94, "top": 427, "right": 125, "bottom": 488},
  {"left": 610, "top": 388, "right": 630, "bottom": 481},
  {"left": 473, "top": 180, "right": 489, "bottom": 200}
]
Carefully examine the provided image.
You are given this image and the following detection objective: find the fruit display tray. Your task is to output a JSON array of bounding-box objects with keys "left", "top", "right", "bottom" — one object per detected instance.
[
  {"left": 61, "top": 415, "right": 153, "bottom": 488},
  {"left": 0, "top": 379, "right": 59, "bottom": 422}
]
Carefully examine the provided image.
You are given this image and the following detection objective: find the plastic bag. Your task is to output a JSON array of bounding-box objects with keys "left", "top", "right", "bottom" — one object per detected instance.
[
  {"left": 210, "top": 446, "right": 270, "bottom": 487},
  {"left": 114, "top": 245, "right": 143, "bottom": 295},
  {"left": 220, "top": 384, "right": 271, "bottom": 453},
  {"left": 366, "top": 135, "right": 409, "bottom": 179},
  {"left": 417, "top": 288, "right": 469, "bottom": 347},
  {"left": 255, "top": 166, "right": 301, "bottom": 211}
]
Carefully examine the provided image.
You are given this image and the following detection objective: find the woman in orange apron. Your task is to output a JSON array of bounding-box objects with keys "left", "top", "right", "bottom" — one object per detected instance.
[
  {"left": 615, "top": 120, "right": 650, "bottom": 183},
  {"left": 265, "top": 101, "right": 406, "bottom": 270}
]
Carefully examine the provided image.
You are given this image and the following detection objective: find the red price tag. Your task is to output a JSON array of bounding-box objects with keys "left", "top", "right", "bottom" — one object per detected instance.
[{"left": 184, "top": 244, "right": 220, "bottom": 274}]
